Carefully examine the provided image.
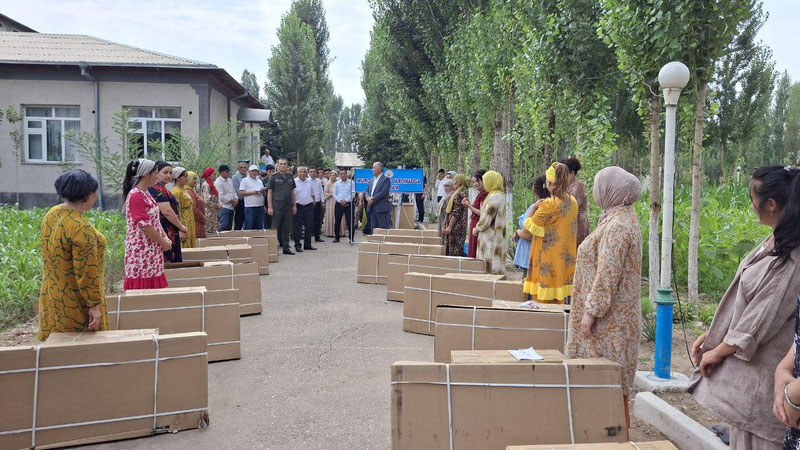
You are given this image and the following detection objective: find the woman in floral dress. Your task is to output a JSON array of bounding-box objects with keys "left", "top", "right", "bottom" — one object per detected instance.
[
  {"left": 200, "top": 167, "right": 221, "bottom": 235},
  {"left": 561, "top": 157, "right": 591, "bottom": 247},
  {"left": 149, "top": 161, "right": 187, "bottom": 263},
  {"left": 473, "top": 171, "right": 506, "bottom": 275},
  {"left": 186, "top": 171, "right": 206, "bottom": 239},
  {"left": 171, "top": 167, "right": 197, "bottom": 248},
  {"left": 122, "top": 159, "right": 171, "bottom": 290},
  {"left": 443, "top": 174, "right": 469, "bottom": 256},
  {"left": 566, "top": 166, "right": 642, "bottom": 432}
]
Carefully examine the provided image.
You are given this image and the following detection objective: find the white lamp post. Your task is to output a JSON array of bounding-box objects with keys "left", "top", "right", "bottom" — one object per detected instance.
[{"left": 653, "top": 61, "right": 690, "bottom": 380}]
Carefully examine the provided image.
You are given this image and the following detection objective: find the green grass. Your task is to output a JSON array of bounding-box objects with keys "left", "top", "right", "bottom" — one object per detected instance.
[{"left": 0, "top": 205, "right": 125, "bottom": 331}]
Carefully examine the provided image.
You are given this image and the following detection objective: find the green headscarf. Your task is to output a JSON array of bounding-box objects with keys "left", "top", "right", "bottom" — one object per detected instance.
[
  {"left": 446, "top": 174, "right": 470, "bottom": 214},
  {"left": 482, "top": 171, "right": 504, "bottom": 196}
]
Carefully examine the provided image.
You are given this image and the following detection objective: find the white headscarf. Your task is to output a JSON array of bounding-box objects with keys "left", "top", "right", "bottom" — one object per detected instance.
[{"left": 131, "top": 159, "right": 155, "bottom": 186}]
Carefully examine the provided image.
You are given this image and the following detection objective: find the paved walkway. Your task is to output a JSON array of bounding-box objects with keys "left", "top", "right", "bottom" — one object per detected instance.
[{"left": 93, "top": 237, "right": 431, "bottom": 449}]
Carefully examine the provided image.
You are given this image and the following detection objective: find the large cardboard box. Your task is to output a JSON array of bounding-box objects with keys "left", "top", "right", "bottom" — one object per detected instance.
[
  {"left": 211, "top": 229, "right": 277, "bottom": 238},
  {"left": 391, "top": 356, "right": 626, "bottom": 449},
  {"left": 402, "top": 273, "right": 527, "bottom": 335},
  {"left": 366, "top": 233, "right": 442, "bottom": 246},
  {"left": 434, "top": 304, "right": 570, "bottom": 362},
  {"left": 0, "top": 330, "right": 208, "bottom": 449},
  {"left": 450, "top": 349, "right": 565, "bottom": 364},
  {"left": 386, "top": 254, "right": 486, "bottom": 302},
  {"left": 107, "top": 287, "right": 241, "bottom": 362},
  {"left": 357, "top": 242, "right": 444, "bottom": 285},
  {"left": 391, "top": 203, "right": 417, "bottom": 229},
  {"left": 180, "top": 244, "right": 254, "bottom": 265},
  {"left": 198, "top": 237, "right": 273, "bottom": 273},
  {"left": 507, "top": 442, "right": 677, "bottom": 450},
  {"left": 164, "top": 261, "right": 262, "bottom": 315},
  {"left": 374, "top": 228, "right": 440, "bottom": 238}
]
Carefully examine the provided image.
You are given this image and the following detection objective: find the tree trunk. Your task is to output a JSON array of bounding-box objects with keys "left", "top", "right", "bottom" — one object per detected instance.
[
  {"left": 648, "top": 91, "right": 662, "bottom": 303},
  {"left": 543, "top": 104, "right": 555, "bottom": 168},
  {"left": 457, "top": 124, "right": 466, "bottom": 174},
  {"left": 689, "top": 80, "right": 708, "bottom": 303},
  {"left": 472, "top": 123, "right": 482, "bottom": 174},
  {"left": 717, "top": 138, "right": 726, "bottom": 185},
  {"left": 492, "top": 97, "right": 514, "bottom": 229}
]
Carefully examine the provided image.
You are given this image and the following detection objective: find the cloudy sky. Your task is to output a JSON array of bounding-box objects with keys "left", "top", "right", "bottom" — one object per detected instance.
[{"left": 2, "top": 0, "right": 798, "bottom": 107}]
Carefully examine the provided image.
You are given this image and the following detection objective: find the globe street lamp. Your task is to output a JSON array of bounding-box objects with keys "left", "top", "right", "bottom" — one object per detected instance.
[{"left": 654, "top": 61, "right": 690, "bottom": 380}]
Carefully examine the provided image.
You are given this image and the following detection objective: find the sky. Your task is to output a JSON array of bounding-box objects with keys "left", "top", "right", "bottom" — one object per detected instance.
[{"left": 1, "top": 0, "right": 798, "bottom": 107}]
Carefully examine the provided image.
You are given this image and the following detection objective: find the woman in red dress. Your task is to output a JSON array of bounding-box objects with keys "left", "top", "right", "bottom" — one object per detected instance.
[
  {"left": 122, "top": 159, "right": 172, "bottom": 289},
  {"left": 462, "top": 169, "right": 488, "bottom": 258}
]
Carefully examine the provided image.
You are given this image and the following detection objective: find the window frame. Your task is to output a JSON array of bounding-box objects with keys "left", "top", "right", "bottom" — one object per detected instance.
[
  {"left": 127, "top": 107, "right": 182, "bottom": 162},
  {"left": 23, "top": 106, "right": 82, "bottom": 164}
]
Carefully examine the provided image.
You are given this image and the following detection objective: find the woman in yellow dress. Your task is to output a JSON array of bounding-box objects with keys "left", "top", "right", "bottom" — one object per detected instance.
[
  {"left": 39, "top": 170, "right": 107, "bottom": 341},
  {"left": 171, "top": 167, "right": 197, "bottom": 248},
  {"left": 523, "top": 162, "right": 578, "bottom": 304}
]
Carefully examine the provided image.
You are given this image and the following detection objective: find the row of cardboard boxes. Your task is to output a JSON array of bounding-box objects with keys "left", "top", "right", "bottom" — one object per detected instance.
[
  {"left": 0, "top": 229, "right": 277, "bottom": 449},
  {"left": 351, "top": 232, "right": 675, "bottom": 450}
]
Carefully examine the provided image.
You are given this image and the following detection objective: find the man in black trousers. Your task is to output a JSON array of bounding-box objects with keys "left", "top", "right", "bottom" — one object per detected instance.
[
  {"left": 292, "top": 166, "right": 317, "bottom": 252},
  {"left": 332, "top": 168, "right": 354, "bottom": 242},
  {"left": 267, "top": 158, "right": 296, "bottom": 255}
]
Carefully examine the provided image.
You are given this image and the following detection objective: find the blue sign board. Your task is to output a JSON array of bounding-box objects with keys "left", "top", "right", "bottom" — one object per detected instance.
[{"left": 354, "top": 168, "right": 425, "bottom": 193}]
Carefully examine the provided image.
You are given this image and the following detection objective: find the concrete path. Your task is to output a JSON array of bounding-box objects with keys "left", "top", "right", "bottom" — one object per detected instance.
[{"left": 93, "top": 238, "right": 431, "bottom": 449}]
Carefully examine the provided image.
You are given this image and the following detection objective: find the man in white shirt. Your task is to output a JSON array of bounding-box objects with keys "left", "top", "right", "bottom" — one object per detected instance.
[
  {"left": 232, "top": 161, "right": 249, "bottom": 230},
  {"left": 332, "top": 168, "right": 355, "bottom": 243},
  {"left": 238, "top": 165, "right": 266, "bottom": 230},
  {"left": 214, "top": 164, "right": 238, "bottom": 231},
  {"left": 293, "top": 166, "right": 316, "bottom": 251},
  {"left": 309, "top": 167, "right": 325, "bottom": 242},
  {"left": 435, "top": 169, "right": 446, "bottom": 203},
  {"left": 259, "top": 148, "right": 275, "bottom": 169}
]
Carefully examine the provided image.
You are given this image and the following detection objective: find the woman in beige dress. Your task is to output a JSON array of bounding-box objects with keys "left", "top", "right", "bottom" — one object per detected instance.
[
  {"left": 323, "top": 171, "right": 342, "bottom": 237},
  {"left": 566, "top": 166, "right": 642, "bottom": 432},
  {"left": 437, "top": 179, "right": 454, "bottom": 245},
  {"left": 561, "top": 157, "right": 590, "bottom": 247},
  {"left": 473, "top": 171, "right": 506, "bottom": 275},
  {"left": 690, "top": 166, "right": 800, "bottom": 449}
]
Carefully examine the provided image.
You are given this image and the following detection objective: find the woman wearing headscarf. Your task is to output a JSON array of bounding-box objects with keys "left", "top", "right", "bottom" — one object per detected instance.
[
  {"left": 200, "top": 167, "right": 221, "bottom": 235},
  {"left": 171, "top": 167, "right": 197, "bottom": 248},
  {"left": 443, "top": 174, "right": 470, "bottom": 256},
  {"left": 689, "top": 166, "right": 800, "bottom": 449},
  {"left": 523, "top": 162, "right": 578, "bottom": 304},
  {"left": 122, "top": 159, "right": 171, "bottom": 290},
  {"left": 437, "top": 178, "right": 454, "bottom": 243},
  {"left": 149, "top": 161, "right": 187, "bottom": 263},
  {"left": 462, "top": 169, "right": 488, "bottom": 258},
  {"left": 561, "top": 157, "right": 591, "bottom": 247},
  {"left": 514, "top": 175, "right": 549, "bottom": 277},
  {"left": 473, "top": 171, "right": 507, "bottom": 275},
  {"left": 39, "top": 170, "right": 107, "bottom": 341},
  {"left": 186, "top": 171, "right": 206, "bottom": 239},
  {"left": 566, "top": 166, "right": 642, "bottom": 430}
]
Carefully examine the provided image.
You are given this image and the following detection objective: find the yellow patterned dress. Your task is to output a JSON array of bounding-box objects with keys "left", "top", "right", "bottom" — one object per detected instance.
[
  {"left": 172, "top": 185, "right": 197, "bottom": 248},
  {"left": 38, "top": 204, "right": 107, "bottom": 341},
  {"left": 523, "top": 195, "right": 578, "bottom": 303}
]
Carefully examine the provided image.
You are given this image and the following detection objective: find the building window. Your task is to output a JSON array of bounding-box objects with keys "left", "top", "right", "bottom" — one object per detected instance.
[
  {"left": 128, "top": 107, "right": 182, "bottom": 161},
  {"left": 24, "top": 106, "right": 81, "bottom": 163}
]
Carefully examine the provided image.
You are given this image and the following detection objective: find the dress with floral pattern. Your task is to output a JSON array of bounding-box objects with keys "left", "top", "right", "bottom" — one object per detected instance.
[
  {"left": 784, "top": 294, "right": 800, "bottom": 449},
  {"left": 566, "top": 205, "right": 642, "bottom": 396},
  {"left": 124, "top": 186, "right": 168, "bottom": 290},
  {"left": 172, "top": 185, "right": 197, "bottom": 248},
  {"left": 149, "top": 182, "right": 182, "bottom": 262},
  {"left": 38, "top": 204, "right": 108, "bottom": 341},
  {"left": 523, "top": 195, "right": 578, "bottom": 303},
  {"left": 475, "top": 192, "right": 507, "bottom": 274},
  {"left": 201, "top": 180, "right": 219, "bottom": 234},
  {"left": 568, "top": 180, "right": 591, "bottom": 247},
  {"left": 445, "top": 191, "right": 468, "bottom": 256},
  {"left": 188, "top": 187, "right": 206, "bottom": 239}
]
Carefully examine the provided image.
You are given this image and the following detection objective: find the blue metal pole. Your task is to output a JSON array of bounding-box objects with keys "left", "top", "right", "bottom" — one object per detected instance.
[{"left": 654, "top": 287, "right": 676, "bottom": 379}]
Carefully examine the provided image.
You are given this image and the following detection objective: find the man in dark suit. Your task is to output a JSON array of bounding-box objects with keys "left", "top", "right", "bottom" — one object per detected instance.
[{"left": 366, "top": 162, "right": 392, "bottom": 231}]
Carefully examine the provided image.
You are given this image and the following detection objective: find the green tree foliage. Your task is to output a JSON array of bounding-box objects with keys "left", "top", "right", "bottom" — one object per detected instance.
[
  {"left": 786, "top": 82, "right": 800, "bottom": 165},
  {"left": 265, "top": 10, "right": 323, "bottom": 165},
  {"left": 240, "top": 69, "right": 261, "bottom": 101}
]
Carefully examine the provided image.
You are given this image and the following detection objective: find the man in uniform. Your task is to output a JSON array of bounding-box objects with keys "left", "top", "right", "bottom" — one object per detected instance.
[{"left": 267, "top": 158, "right": 297, "bottom": 255}]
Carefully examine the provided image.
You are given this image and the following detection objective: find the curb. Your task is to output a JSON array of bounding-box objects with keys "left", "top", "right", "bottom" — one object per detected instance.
[{"left": 633, "top": 392, "right": 727, "bottom": 450}]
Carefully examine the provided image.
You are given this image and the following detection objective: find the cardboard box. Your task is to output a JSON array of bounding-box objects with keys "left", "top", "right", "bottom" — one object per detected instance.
[
  {"left": 107, "top": 287, "right": 241, "bottom": 362},
  {"left": 507, "top": 442, "right": 677, "bottom": 450},
  {"left": 402, "top": 273, "right": 527, "bottom": 335},
  {"left": 198, "top": 237, "right": 273, "bottom": 274},
  {"left": 164, "top": 261, "right": 262, "bottom": 316},
  {"left": 391, "top": 357, "right": 626, "bottom": 449},
  {"left": 386, "top": 254, "right": 486, "bottom": 302},
  {"left": 373, "top": 228, "right": 440, "bottom": 238},
  {"left": 211, "top": 229, "right": 277, "bottom": 238},
  {"left": 366, "top": 233, "right": 442, "bottom": 246},
  {"left": 356, "top": 242, "right": 444, "bottom": 285},
  {"left": 450, "top": 349, "right": 565, "bottom": 364},
  {"left": 434, "top": 304, "right": 570, "bottom": 362},
  {"left": 180, "top": 244, "right": 254, "bottom": 266},
  {"left": 0, "top": 330, "right": 208, "bottom": 449}
]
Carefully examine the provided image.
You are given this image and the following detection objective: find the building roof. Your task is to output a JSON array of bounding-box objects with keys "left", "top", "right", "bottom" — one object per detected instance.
[
  {"left": 0, "top": 32, "right": 214, "bottom": 68},
  {"left": 0, "top": 14, "right": 36, "bottom": 33},
  {"left": 335, "top": 152, "right": 364, "bottom": 168}
]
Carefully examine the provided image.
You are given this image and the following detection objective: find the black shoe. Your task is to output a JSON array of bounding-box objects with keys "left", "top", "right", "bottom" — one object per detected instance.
[
  {"left": 333, "top": 238, "right": 340, "bottom": 243},
  {"left": 315, "top": 237, "right": 325, "bottom": 242},
  {"left": 295, "top": 247, "right": 304, "bottom": 252},
  {"left": 283, "top": 249, "right": 295, "bottom": 255},
  {"left": 304, "top": 245, "right": 317, "bottom": 250}
]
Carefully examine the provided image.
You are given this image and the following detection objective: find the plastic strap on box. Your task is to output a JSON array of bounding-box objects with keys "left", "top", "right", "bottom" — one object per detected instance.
[
  {"left": 629, "top": 443, "right": 643, "bottom": 450},
  {"left": 115, "top": 294, "right": 122, "bottom": 330},
  {"left": 562, "top": 361, "right": 575, "bottom": 444},
  {"left": 427, "top": 274, "right": 434, "bottom": 334},
  {"left": 470, "top": 307, "right": 477, "bottom": 350}
]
